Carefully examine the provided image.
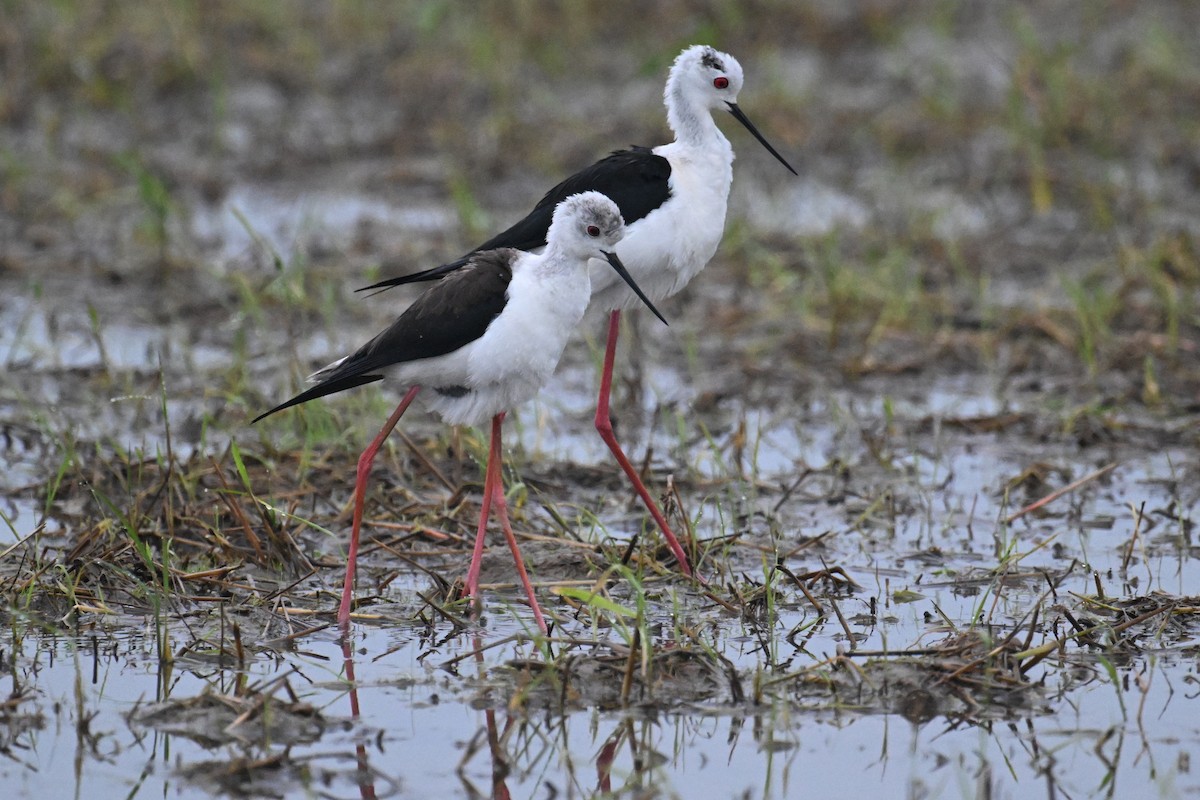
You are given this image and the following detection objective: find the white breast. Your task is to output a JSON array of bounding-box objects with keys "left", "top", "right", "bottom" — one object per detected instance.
[
  {"left": 590, "top": 141, "right": 733, "bottom": 311},
  {"left": 412, "top": 260, "right": 591, "bottom": 427}
]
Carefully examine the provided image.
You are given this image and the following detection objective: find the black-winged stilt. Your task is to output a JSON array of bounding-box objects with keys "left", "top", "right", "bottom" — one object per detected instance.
[
  {"left": 361, "top": 45, "right": 796, "bottom": 579},
  {"left": 255, "top": 192, "right": 666, "bottom": 633}
]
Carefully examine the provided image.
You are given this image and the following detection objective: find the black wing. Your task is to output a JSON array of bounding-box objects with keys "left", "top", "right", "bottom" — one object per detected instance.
[
  {"left": 359, "top": 148, "right": 671, "bottom": 291},
  {"left": 254, "top": 250, "right": 516, "bottom": 422}
]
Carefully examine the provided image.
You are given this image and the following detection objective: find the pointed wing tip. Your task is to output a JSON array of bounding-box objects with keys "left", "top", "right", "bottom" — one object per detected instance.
[
  {"left": 250, "top": 402, "right": 289, "bottom": 425},
  {"left": 357, "top": 260, "right": 473, "bottom": 293}
]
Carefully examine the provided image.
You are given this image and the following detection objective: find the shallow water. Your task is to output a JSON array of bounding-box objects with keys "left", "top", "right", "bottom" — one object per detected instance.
[
  {"left": 4, "top": 352, "right": 1197, "bottom": 798},
  {"left": 4, "top": 208, "right": 1198, "bottom": 798}
]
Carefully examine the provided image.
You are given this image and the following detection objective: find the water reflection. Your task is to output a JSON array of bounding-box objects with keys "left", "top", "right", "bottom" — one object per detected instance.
[
  {"left": 341, "top": 635, "right": 379, "bottom": 799},
  {"left": 459, "top": 634, "right": 512, "bottom": 800},
  {"left": 0, "top": 616, "right": 1196, "bottom": 798}
]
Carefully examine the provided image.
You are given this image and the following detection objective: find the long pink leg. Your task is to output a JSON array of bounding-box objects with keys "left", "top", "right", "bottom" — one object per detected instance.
[
  {"left": 594, "top": 310, "right": 694, "bottom": 577},
  {"left": 466, "top": 413, "right": 549, "bottom": 633},
  {"left": 338, "top": 385, "right": 421, "bottom": 628},
  {"left": 463, "top": 420, "right": 498, "bottom": 600}
]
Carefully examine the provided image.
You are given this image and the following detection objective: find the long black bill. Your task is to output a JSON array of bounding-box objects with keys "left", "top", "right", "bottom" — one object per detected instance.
[
  {"left": 602, "top": 250, "right": 668, "bottom": 326},
  {"left": 726, "top": 102, "right": 798, "bottom": 176}
]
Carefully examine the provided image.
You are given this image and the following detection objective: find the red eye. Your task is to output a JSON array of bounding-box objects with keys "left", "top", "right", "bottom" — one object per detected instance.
[
  {"left": 587, "top": 225, "right": 600, "bottom": 237},
  {"left": 713, "top": 76, "right": 729, "bottom": 89}
]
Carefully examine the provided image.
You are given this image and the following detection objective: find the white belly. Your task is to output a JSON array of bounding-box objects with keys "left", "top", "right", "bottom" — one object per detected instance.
[{"left": 390, "top": 265, "right": 590, "bottom": 427}]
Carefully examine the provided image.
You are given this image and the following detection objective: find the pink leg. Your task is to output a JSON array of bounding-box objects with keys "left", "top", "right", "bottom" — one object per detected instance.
[
  {"left": 463, "top": 417, "right": 499, "bottom": 600},
  {"left": 595, "top": 310, "right": 694, "bottom": 578},
  {"left": 338, "top": 385, "right": 421, "bottom": 628},
  {"left": 466, "top": 413, "right": 548, "bottom": 633}
]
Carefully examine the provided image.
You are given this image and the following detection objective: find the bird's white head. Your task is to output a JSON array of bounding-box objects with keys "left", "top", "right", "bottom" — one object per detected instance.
[
  {"left": 665, "top": 44, "right": 798, "bottom": 175},
  {"left": 547, "top": 192, "right": 669, "bottom": 326},
  {"left": 547, "top": 191, "right": 626, "bottom": 258},
  {"left": 667, "top": 45, "right": 745, "bottom": 113}
]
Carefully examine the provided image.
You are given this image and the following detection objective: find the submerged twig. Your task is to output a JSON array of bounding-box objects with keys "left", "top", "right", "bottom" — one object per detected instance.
[{"left": 1005, "top": 462, "right": 1116, "bottom": 523}]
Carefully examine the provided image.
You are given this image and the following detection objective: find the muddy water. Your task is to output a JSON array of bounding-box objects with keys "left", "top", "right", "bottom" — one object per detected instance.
[
  {"left": 5, "top": 169, "right": 1200, "bottom": 798},
  {"left": 4, "top": 251, "right": 1197, "bottom": 798},
  {"left": 6, "top": 558, "right": 1194, "bottom": 800}
]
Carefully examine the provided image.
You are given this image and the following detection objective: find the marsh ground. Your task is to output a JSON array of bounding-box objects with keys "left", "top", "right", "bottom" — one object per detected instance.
[{"left": 1, "top": 2, "right": 1199, "bottom": 798}]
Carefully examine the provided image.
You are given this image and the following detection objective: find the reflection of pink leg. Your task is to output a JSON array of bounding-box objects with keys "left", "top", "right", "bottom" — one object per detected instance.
[
  {"left": 466, "top": 414, "right": 548, "bottom": 633},
  {"left": 338, "top": 386, "right": 421, "bottom": 628},
  {"left": 596, "top": 733, "right": 620, "bottom": 795},
  {"left": 594, "top": 310, "right": 694, "bottom": 577},
  {"left": 340, "top": 638, "right": 378, "bottom": 799},
  {"left": 471, "top": 632, "right": 513, "bottom": 800}
]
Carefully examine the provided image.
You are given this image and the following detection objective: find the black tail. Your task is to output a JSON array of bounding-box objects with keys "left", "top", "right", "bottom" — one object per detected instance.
[
  {"left": 251, "top": 374, "right": 385, "bottom": 424},
  {"left": 356, "top": 257, "right": 471, "bottom": 293}
]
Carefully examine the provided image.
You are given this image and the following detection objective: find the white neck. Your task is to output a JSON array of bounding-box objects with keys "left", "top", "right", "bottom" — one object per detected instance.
[
  {"left": 537, "top": 240, "right": 567, "bottom": 272},
  {"left": 665, "top": 85, "right": 726, "bottom": 151}
]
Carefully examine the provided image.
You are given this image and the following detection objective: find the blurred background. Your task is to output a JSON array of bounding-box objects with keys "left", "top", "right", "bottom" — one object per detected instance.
[{"left": 2, "top": 3, "right": 1200, "bottom": 798}]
